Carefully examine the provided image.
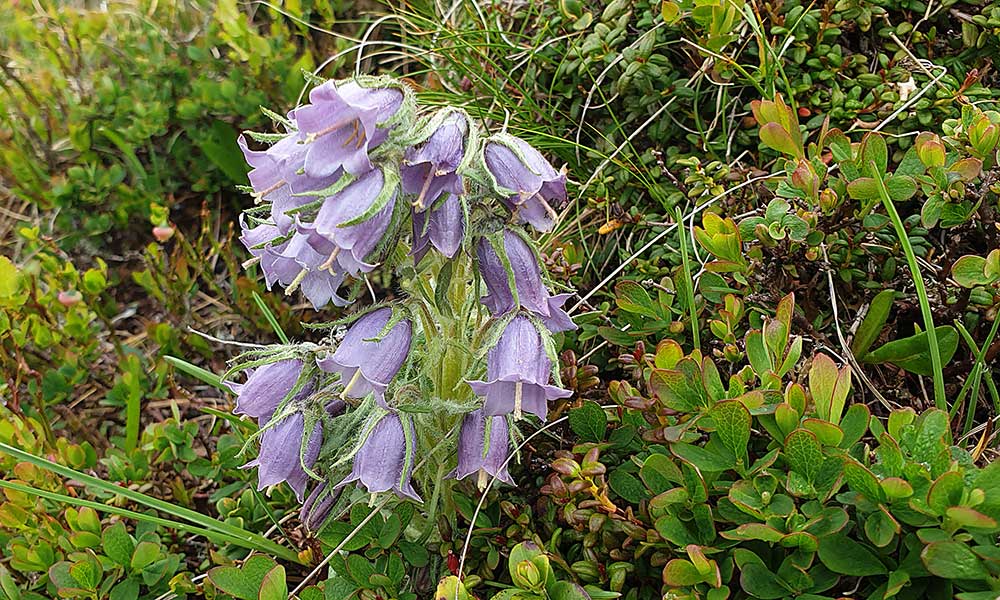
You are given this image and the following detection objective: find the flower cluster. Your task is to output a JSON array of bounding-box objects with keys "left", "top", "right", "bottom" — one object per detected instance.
[{"left": 230, "top": 75, "right": 576, "bottom": 530}]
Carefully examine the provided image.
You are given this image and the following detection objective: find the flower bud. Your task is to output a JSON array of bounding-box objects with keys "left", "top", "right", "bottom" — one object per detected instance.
[
  {"left": 915, "top": 132, "right": 946, "bottom": 168},
  {"left": 57, "top": 290, "right": 82, "bottom": 307},
  {"left": 152, "top": 226, "right": 175, "bottom": 242}
]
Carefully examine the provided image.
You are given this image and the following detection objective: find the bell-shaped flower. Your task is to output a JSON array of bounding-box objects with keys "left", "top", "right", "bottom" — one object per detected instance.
[
  {"left": 483, "top": 134, "right": 567, "bottom": 232},
  {"left": 317, "top": 307, "right": 412, "bottom": 402},
  {"left": 295, "top": 80, "right": 405, "bottom": 178},
  {"left": 335, "top": 412, "right": 421, "bottom": 501},
  {"left": 239, "top": 215, "right": 350, "bottom": 309},
  {"left": 476, "top": 230, "right": 575, "bottom": 333},
  {"left": 412, "top": 193, "right": 465, "bottom": 263},
  {"left": 228, "top": 358, "right": 311, "bottom": 424},
  {"left": 238, "top": 133, "right": 343, "bottom": 235},
  {"left": 244, "top": 412, "right": 321, "bottom": 502},
  {"left": 402, "top": 110, "right": 468, "bottom": 211},
  {"left": 244, "top": 400, "right": 345, "bottom": 502},
  {"left": 449, "top": 409, "right": 515, "bottom": 489},
  {"left": 467, "top": 316, "right": 572, "bottom": 420},
  {"left": 265, "top": 232, "right": 351, "bottom": 309},
  {"left": 297, "top": 167, "right": 399, "bottom": 277}
]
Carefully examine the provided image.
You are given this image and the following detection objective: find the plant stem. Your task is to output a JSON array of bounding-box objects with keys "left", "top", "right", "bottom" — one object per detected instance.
[{"left": 873, "top": 168, "right": 946, "bottom": 409}]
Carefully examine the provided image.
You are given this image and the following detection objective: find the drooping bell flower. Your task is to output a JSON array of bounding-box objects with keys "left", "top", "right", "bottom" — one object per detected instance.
[
  {"left": 264, "top": 232, "right": 351, "bottom": 309},
  {"left": 295, "top": 80, "right": 405, "bottom": 178},
  {"left": 244, "top": 400, "right": 345, "bottom": 502},
  {"left": 238, "top": 130, "right": 343, "bottom": 235},
  {"left": 483, "top": 134, "right": 568, "bottom": 232},
  {"left": 244, "top": 412, "right": 320, "bottom": 502},
  {"left": 300, "top": 482, "right": 339, "bottom": 531},
  {"left": 412, "top": 193, "right": 465, "bottom": 263},
  {"left": 402, "top": 110, "right": 468, "bottom": 211},
  {"left": 297, "top": 167, "right": 399, "bottom": 277},
  {"left": 476, "top": 230, "right": 575, "bottom": 333},
  {"left": 335, "top": 412, "right": 421, "bottom": 501},
  {"left": 467, "top": 316, "right": 572, "bottom": 420},
  {"left": 316, "top": 307, "right": 412, "bottom": 402},
  {"left": 449, "top": 409, "right": 515, "bottom": 489},
  {"left": 228, "top": 358, "right": 311, "bottom": 424}
]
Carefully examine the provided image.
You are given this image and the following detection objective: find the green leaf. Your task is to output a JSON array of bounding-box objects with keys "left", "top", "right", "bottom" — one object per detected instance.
[
  {"left": 817, "top": 533, "right": 886, "bottom": 576},
  {"left": 927, "top": 471, "right": 964, "bottom": 514},
  {"left": 0, "top": 257, "right": 20, "bottom": 299},
  {"left": 838, "top": 404, "right": 870, "bottom": 448},
  {"left": 197, "top": 120, "right": 251, "bottom": 184},
  {"left": 851, "top": 289, "right": 895, "bottom": 359},
  {"left": 863, "top": 326, "right": 959, "bottom": 376},
  {"left": 609, "top": 469, "right": 647, "bottom": 504},
  {"left": 759, "top": 122, "right": 801, "bottom": 157},
  {"left": 649, "top": 360, "right": 708, "bottom": 412},
  {"left": 568, "top": 402, "right": 607, "bottom": 443},
  {"left": 847, "top": 177, "right": 880, "bottom": 200},
  {"left": 434, "top": 576, "right": 472, "bottom": 600},
  {"left": 615, "top": 280, "right": 660, "bottom": 318},
  {"left": 945, "top": 507, "right": 999, "bottom": 532},
  {"left": 711, "top": 401, "right": 750, "bottom": 464},
  {"left": 783, "top": 429, "right": 823, "bottom": 482},
  {"left": 921, "top": 542, "right": 990, "bottom": 580},
  {"left": 258, "top": 565, "right": 287, "bottom": 600},
  {"left": 208, "top": 566, "right": 255, "bottom": 600},
  {"left": 802, "top": 419, "right": 843, "bottom": 447},
  {"left": 671, "top": 442, "right": 734, "bottom": 472},
  {"left": 864, "top": 508, "right": 899, "bottom": 547},
  {"left": 640, "top": 453, "right": 683, "bottom": 494},
  {"left": 130, "top": 541, "right": 160, "bottom": 571},
  {"left": 662, "top": 559, "right": 702, "bottom": 586},
  {"left": 102, "top": 522, "right": 134, "bottom": 567},
  {"left": 952, "top": 255, "right": 996, "bottom": 288},
  {"left": 885, "top": 175, "right": 917, "bottom": 201},
  {"left": 843, "top": 459, "right": 885, "bottom": 503},
  {"left": 739, "top": 563, "right": 790, "bottom": 599},
  {"left": 109, "top": 579, "right": 139, "bottom": 600}
]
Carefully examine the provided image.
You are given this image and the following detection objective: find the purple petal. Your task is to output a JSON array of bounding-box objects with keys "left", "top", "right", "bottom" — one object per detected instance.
[{"left": 317, "top": 308, "right": 412, "bottom": 399}]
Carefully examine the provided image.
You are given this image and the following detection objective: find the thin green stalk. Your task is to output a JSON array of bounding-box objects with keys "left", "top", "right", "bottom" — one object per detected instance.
[
  {"left": 0, "top": 442, "right": 301, "bottom": 564},
  {"left": 164, "top": 355, "right": 226, "bottom": 390},
  {"left": 873, "top": 168, "right": 946, "bottom": 409},
  {"left": 953, "top": 318, "right": 1000, "bottom": 434},
  {"left": 675, "top": 207, "right": 701, "bottom": 351},
  {"left": 253, "top": 291, "right": 289, "bottom": 344}
]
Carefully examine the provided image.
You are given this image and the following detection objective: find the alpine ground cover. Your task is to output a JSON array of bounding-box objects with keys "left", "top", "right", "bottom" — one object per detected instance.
[{"left": 2, "top": 0, "right": 1000, "bottom": 599}]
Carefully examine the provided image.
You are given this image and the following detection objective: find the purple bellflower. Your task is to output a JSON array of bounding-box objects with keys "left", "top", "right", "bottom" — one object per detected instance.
[
  {"left": 411, "top": 193, "right": 465, "bottom": 263},
  {"left": 244, "top": 400, "right": 345, "bottom": 502},
  {"left": 449, "top": 409, "right": 515, "bottom": 490},
  {"left": 296, "top": 167, "right": 399, "bottom": 277},
  {"left": 295, "top": 80, "right": 405, "bottom": 178},
  {"left": 467, "top": 316, "right": 572, "bottom": 421},
  {"left": 245, "top": 413, "right": 318, "bottom": 502},
  {"left": 240, "top": 218, "right": 350, "bottom": 309},
  {"left": 238, "top": 133, "right": 343, "bottom": 235},
  {"left": 228, "top": 358, "right": 311, "bottom": 425},
  {"left": 483, "top": 134, "right": 568, "bottom": 232},
  {"left": 317, "top": 307, "right": 412, "bottom": 402},
  {"left": 476, "top": 230, "right": 575, "bottom": 333},
  {"left": 336, "top": 412, "right": 421, "bottom": 501},
  {"left": 401, "top": 110, "right": 469, "bottom": 211}
]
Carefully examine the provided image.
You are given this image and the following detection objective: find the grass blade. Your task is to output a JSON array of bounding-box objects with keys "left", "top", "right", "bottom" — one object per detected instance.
[
  {"left": 253, "top": 291, "right": 290, "bottom": 344},
  {"left": 0, "top": 479, "right": 274, "bottom": 554},
  {"left": 0, "top": 442, "right": 301, "bottom": 564},
  {"left": 165, "top": 355, "right": 226, "bottom": 390}
]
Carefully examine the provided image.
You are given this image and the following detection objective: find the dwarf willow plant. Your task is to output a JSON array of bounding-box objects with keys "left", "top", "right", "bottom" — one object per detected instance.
[{"left": 226, "top": 75, "right": 575, "bottom": 531}]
